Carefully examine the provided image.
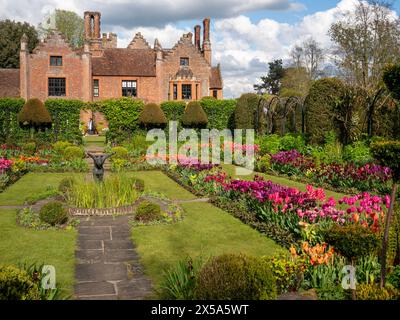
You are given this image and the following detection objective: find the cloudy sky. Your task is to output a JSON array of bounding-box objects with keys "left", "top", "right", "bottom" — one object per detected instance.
[{"left": 1, "top": 0, "right": 399, "bottom": 98}]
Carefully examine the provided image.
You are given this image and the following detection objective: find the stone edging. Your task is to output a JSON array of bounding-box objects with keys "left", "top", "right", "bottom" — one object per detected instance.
[{"left": 68, "top": 204, "right": 136, "bottom": 216}]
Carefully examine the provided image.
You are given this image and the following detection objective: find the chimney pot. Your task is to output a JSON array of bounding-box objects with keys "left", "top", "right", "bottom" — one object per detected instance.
[{"left": 194, "top": 25, "right": 201, "bottom": 50}]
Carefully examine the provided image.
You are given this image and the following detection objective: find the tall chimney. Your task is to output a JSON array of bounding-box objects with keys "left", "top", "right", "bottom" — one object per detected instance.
[
  {"left": 202, "top": 18, "right": 211, "bottom": 65},
  {"left": 194, "top": 25, "right": 201, "bottom": 51},
  {"left": 203, "top": 17, "right": 210, "bottom": 44}
]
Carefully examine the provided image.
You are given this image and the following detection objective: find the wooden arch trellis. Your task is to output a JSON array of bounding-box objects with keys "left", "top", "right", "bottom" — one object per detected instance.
[{"left": 254, "top": 95, "right": 306, "bottom": 136}]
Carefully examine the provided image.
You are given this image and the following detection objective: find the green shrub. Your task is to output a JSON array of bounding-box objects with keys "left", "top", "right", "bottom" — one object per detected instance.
[
  {"left": 181, "top": 101, "right": 208, "bottom": 128},
  {"left": 63, "top": 146, "right": 84, "bottom": 161},
  {"left": 0, "top": 265, "right": 41, "bottom": 300},
  {"left": 370, "top": 140, "right": 400, "bottom": 182},
  {"left": 111, "top": 146, "right": 129, "bottom": 160},
  {"left": 194, "top": 253, "right": 277, "bottom": 300},
  {"left": 139, "top": 103, "right": 167, "bottom": 128},
  {"left": 234, "top": 93, "right": 260, "bottom": 129},
  {"left": 257, "top": 134, "right": 281, "bottom": 154},
  {"left": 160, "top": 257, "right": 204, "bottom": 299},
  {"left": 343, "top": 140, "right": 372, "bottom": 164},
  {"left": 52, "top": 141, "right": 72, "bottom": 155},
  {"left": 279, "top": 134, "right": 306, "bottom": 153},
  {"left": 135, "top": 200, "right": 162, "bottom": 223},
  {"left": 39, "top": 201, "right": 68, "bottom": 226},
  {"left": 388, "top": 265, "right": 400, "bottom": 289},
  {"left": 256, "top": 154, "right": 271, "bottom": 172},
  {"left": 58, "top": 177, "right": 75, "bottom": 193},
  {"left": 18, "top": 98, "right": 52, "bottom": 131},
  {"left": 356, "top": 283, "right": 398, "bottom": 300},
  {"left": 161, "top": 101, "right": 186, "bottom": 122},
  {"left": 321, "top": 224, "right": 379, "bottom": 262},
  {"left": 22, "top": 142, "right": 36, "bottom": 155}
]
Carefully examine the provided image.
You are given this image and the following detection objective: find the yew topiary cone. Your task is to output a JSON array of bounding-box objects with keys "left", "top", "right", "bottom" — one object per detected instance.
[
  {"left": 139, "top": 103, "right": 167, "bottom": 129},
  {"left": 18, "top": 98, "right": 52, "bottom": 132},
  {"left": 181, "top": 101, "right": 208, "bottom": 129}
]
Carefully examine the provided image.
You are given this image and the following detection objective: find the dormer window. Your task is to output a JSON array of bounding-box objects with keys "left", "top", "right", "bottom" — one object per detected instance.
[
  {"left": 180, "top": 57, "right": 189, "bottom": 66},
  {"left": 50, "top": 56, "right": 63, "bottom": 66}
]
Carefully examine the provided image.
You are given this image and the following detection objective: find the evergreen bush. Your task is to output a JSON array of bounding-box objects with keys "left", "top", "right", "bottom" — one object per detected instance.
[
  {"left": 181, "top": 101, "right": 208, "bottom": 128},
  {"left": 139, "top": 103, "right": 167, "bottom": 129}
]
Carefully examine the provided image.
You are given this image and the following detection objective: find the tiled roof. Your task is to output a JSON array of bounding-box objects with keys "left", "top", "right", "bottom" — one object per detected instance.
[
  {"left": 210, "top": 65, "right": 222, "bottom": 89},
  {"left": 92, "top": 49, "right": 156, "bottom": 76},
  {"left": 0, "top": 69, "right": 20, "bottom": 97}
]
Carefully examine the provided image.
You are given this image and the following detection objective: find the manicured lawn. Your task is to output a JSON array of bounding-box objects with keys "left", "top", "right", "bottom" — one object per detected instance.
[
  {"left": 0, "top": 172, "right": 82, "bottom": 205},
  {"left": 0, "top": 172, "right": 78, "bottom": 298},
  {"left": 83, "top": 135, "right": 106, "bottom": 148},
  {"left": 128, "top": 171, "right": 197, "bottom": 200},
  {"left": 131, "top": 172, "right": 282, "bottom": 286},
  {"left": 0, "top": 209, "right": 76, "bottom": 298},
  {"left": 222, "top": 164, "right": 347, "bottom": 201}
]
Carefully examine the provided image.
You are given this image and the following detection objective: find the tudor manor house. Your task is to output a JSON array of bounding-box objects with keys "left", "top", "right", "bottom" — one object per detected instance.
[{"left": 0, "top": 11, "right": 223, "bottom": 104}]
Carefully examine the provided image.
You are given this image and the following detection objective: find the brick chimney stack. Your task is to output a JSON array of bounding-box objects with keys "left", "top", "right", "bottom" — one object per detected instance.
[
  {"left": 194, "top": 25, "right": 201, "bottom": 51},
  {"left": 202, "top": 18, "right": 211, "bottom": 65},
  {"left": 84, "top": 11, "right": 101, "bottom": 40}
]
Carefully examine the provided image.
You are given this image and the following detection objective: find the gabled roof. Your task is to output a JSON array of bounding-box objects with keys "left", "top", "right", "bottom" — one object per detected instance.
[
  {"left": 127, "top": 33, "right": 151, "bottom": 50},
  {"left": 210, "top": 65, "right": 222, "bottom": 89},
  {"left": 0, "top": 69, "right": 20, "bottom": 98},
  {"left": 92, "top": 48, "right": 156, "bottom": 76}
]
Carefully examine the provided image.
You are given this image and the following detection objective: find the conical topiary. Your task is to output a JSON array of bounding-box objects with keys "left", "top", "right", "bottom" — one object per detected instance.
[
  {"left": 139, "top": 103, "right": 167, "bottom": 129},
  {"left": 18, "top": 98, "right": 52, "bottom": 131},
  {"left": 181, "top": 101, "right": 208, "bottom": 128}
]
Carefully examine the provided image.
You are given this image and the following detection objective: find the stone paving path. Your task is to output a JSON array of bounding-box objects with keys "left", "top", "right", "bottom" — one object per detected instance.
[{"left": 74, "top": 215, "right": 153, "bottom": 300}]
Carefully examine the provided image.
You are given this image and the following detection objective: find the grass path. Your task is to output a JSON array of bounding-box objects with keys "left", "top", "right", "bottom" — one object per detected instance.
[
  {"left": 222, "top": 164, "right": 347, "bottom": 201},
  {"left": 130, "top": 171, "right": 282, "bottom": 286}
]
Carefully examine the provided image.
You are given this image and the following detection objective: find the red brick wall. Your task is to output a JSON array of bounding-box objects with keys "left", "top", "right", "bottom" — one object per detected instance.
[
  {"left": 93, "top": 76, "right": 158, "bottom": 103},
  {"left": 27, "top": 34, "right": 86, "bottom": 102}
]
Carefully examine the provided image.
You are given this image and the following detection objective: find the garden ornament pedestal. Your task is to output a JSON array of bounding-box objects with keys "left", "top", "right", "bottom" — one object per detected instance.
[{"left": 87, "top": 152, "right": 114, "bottom": 182}]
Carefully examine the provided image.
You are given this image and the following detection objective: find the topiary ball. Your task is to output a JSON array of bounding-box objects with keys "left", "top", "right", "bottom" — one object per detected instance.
[
  {"left": 135, "top": 200, "right": 162, "bottom": 223},
  {"left": 181, "top": 101, "right": 208, "bottom": 128},
  {"left": 194, "top": 253, "right": 277, "bottom": 300},
  {"left": 39, "top": 201, "right": 68, "bottom": 226},
  {"left": 0, "top": 265, "right": 41, "bottom": 300}
]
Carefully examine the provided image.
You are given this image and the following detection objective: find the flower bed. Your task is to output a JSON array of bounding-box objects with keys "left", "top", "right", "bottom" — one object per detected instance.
[{"left": 266, "top": 149, "right": 392, "bottom": 194}]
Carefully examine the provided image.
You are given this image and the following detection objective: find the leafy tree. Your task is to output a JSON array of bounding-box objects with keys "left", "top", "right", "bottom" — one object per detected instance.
[
  {"left": 0, "top": 20, "right": 38, "bottom": 68},
  {"left": 280, "top": 67, "right": 310, "bottom": 97},
  {"left": 39, "top": 10, "right": 84, "bottom": 48},
  {"left": 254, "top": 59, "right": 285, "bottom": 95}
]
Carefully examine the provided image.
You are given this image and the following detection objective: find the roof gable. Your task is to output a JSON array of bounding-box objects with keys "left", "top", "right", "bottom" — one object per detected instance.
[{"left": 127, "top": 33, "right": 151, "bottom": 50}]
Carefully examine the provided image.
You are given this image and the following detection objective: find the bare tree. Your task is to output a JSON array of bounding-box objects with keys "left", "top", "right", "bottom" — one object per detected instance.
[
  {"left": 303, "top": 38, "right": 324, "bottom": 80},
  {"left": 290, "top": 45, "right": 304, "bottom": 69}
]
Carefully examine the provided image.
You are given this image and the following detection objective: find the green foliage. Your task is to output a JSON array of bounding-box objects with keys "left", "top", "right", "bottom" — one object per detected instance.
[
  {"left": 313, "top": 131, "right": 343, "bottom": 164},
  {"left": 98, "top": 98, "right": 144, "bottom": 143},
  {"left": 22, "top": 142, "right": 36, "bottom": 155},
  {"left": 63, "top": 146, "right": 84, "bottom": 161},
  {"left": 55, "top": 10, "right": 84, "bottom": 48},
  {"left": 139, "top": 103, "right": 167, "bottom": 128},
  {"left": 160, "top": 257, "right": 204, "bottom": 299},
  {"left": 135, "top": 200, "right": 162, "bottom": 223},
  {"left": 0, "top": 265, "right": 40, "bottom": 300},
  {"left": 388, "top": 265, "right": 400, "bottom": 289},
  {"left": 132, "top": 178, "right": 145, "bottom": 193},
  {"left": 343, "top": 140, "right": 372, "bottom": 164},
  {"left": 194, "top": 253, "right": 277, "bottom": 300},
  {"left": 160, "top": 101, "right": 186, "bottom": 123},
  {"left": 18, "top": 98, "right": 52, "bottom": 131},
  {"left": 256, "top": 154, "right": 272, "bottom": 172},
  {"left": 321, "top": 224, "right": 379, "bottom": 261},
  {"left": 65, "top": 175, "right": 139, "bottom": 208},
  {"left": 257, "top": 134, "right": 281, "bottom": 154},
  {"left": 200, "top": 98, "right": 237, "bottom": 130},
  {"left": 370, "top": 140, "right": 400, "bottom": 182},
  {"left": 52, "top": 141, "right": 72, "bottom": 155},
  {"left": 58, "top": 177, "right": 75, "bottom": 194},
  {"left": 356, "top": 283, "right": 397, "bottom": 300},
  {"left": 39, "top": 201, "right": 68, "bottom": 226},
  {"left": 0, "top": 98, "right": 25, "bottom": 141},
  {"left": 181, "top": 101, "right": 208, "bottom": 128},
  {"left": 234, "top": 93, "right": 260, "bottom": 129},
  {"left": 279, "top": 134, "right": 307, "bottom": 153},
  {"left": 254, "top": 59, "right": 285, "bottom": 95},
  {"left": 44, "top": 99, "right": 83, "bottom": 143},
  {"left": 111, "top": 146, "right": 129, "bottom": 160},
  {"left": 0, "top": 20, "right": 39, "bottom": 68},
  {"left": 383, "top": 64, "right": 400, "bottom": 101},
  {"left": 305, "top": 78, "right": 348, "bottom": 144}
]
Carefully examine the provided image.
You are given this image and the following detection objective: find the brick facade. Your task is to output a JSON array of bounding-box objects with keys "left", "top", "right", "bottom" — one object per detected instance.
[{"left": 16, "top": 11, "right": 223, "bottom": 105}]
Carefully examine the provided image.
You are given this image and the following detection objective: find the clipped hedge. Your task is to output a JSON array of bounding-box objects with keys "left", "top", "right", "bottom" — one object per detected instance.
[
  {"left": 97, "top": 98, "right": 144, "bottom": 143},
  {"left": 234, "top": 93, "right": 260, "bottom": 129},
  {"left": 200, "top": 98, "right": 236, "bottom": 130},
  {"left": 160, "top": 101, "right": 186, "bottom": 122},
  {"left": 0, "top": 98, "right": 25, "bottom": 140}
]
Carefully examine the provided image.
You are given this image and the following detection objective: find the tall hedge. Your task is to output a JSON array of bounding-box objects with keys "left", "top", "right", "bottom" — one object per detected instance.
[
  {"left": 160, "top": 101, "right": 186, "bottom": 122},
  {"left": 234, "top": 93, "right": 261, "bottom": 129},
  {"left": 200, "top": 98, "right": 236, "bottom": 130},
  {"left": 0, "top": 98, "right": 25, "bottom": 141},
  {"left": 97, "top": 98, "right": 144, "bottom": 143}
]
